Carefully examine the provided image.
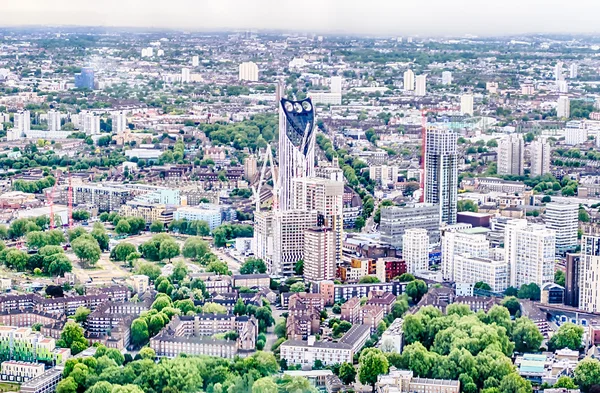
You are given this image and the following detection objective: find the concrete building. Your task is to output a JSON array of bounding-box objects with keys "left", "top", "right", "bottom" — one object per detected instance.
[
  {"left": 1, "top": 361, "right": 46, "bottom": 382},
  {"left": 173, "top": 206, "right": 222, "bottom": 230},
  {"left": 415, "top": 75, "right": 427, "bottom": 96},
  {"left": 380, "top": 204, "right": 441, "bottom": 249},
  {"left": 498, "top": 134, "right": 524, "bottom": 176},
  {"left": 130, "top": 275, "right": 149, "bottom": 294},
  {"left": 304, "top": 227, "right": 336, "bottom": 282},
  {"left": 402, "top": 228, "right": 429, "bottom": 274},
  {"left": 238, "top": 62, "right": 259, "bottom": 82},
  {"left": 425, "top": 128, "right": 458, "bottom": 225},
  {"left": 441, "top": 71, "right": 452, "bottom": 85},
  {"left": 460, "top": 94, "right": 474, "bottom": 116},
  {"left": 569, "top": 63, "right": 578, "bottom": 79},
  {"left": 82, "top": 112, "right": 100, "bottom": 135},
  {"left": 181, "top": 68, "right": 191, "bottom": 83},
  {"left": 75, "top": 67, "right": 94, "bottom": 89},
  {"left": 47, "top": 110, "right": 61, "bottom": 132},
  {"left": 454, "top": 252, "right": 509, "bottom": 292},
  {"left": 504, "top": 220, "right": 555, "bottom": 288},
  {"left": 557, "top": 96, "right": 570, "bottom": 118},
  {"left": 14, "top": 110, "right": 31, "bottom": 133},
  {"left": 120, "top": 201, "right": 170, "bottom": 225},
  {"left": 565, "top": 125, "right": 587, "bottom": 146},
  {"left": 565, "top": 253, "right": 580, "bottom": 308},
  {"left": 545, "top": 202, "right": 578, "bottom": 253},
  {"left": 369, "top": 165, "right": 399, "bottom": 186},
  {"left": 272, "top": 210, "right": 318, "bottom": 276},
  {"left": 111, "top": 112, "right": 128, "bottom": 133},
  {"left": 192, "top": 55, "right": 199, "bottom": 67},
  {"left": 441, "top": 227, "right": 490, "bottom": 281},
  {"left": 376, "top": 369, "right": 460, "bottom": 393},
  {"left": 19, "top": 367, "right": 63, "bottom": 393},
  {"left": 530, "top": 141, "right": 551, "bottom": 178},
  {"left": 580, "top": 232, "right": 600, "bottom": 313},
  {"left": 403, "top": 69, "right": 415, "bottom": 91},
  {"left": 330, "top": 76, "right": 342, "bottom": 94},
  {"left": 244, "top": 155, "right": 258, "bottom": 181}
]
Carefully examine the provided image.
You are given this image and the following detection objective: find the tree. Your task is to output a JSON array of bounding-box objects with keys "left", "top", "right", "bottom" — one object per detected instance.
[
  {"left": 138, "top": 347, "right": 156, "bottom": 360},
  {"left": 27, "top": 231, "right": 48, "bottom": 248},
  {"left": 105, "top": 348, "right": 125, "bottom": 366},
  {"left": 115, "top": 220, "right": 131, "bottom": 235},
  {"left": 498, "top": 373, "right": 532, "bottom": 393},
  {"left": 457, "top": 200, "right": 478, "bottom": 212},
  {"left": 149, "top": 221, "right": 164, "bottom": 233},
  {"left": 555, "top": 270, "right": 566, "bottom": 287},
  {"left": 74, "top": 306, "right": 91, "bottom": 323},
  {"left": 111, "top": 242, "right": 137, "bottom": 262},
  {"left": 548, "top": 323, "right": 584, "bottom": 351},
  {"left": 579, "top": 208, "right": 590, "bottom": 223},
  {"left": 130, "top": 318, "right": 149, "bottom": 347},
  {"left": 57, "top": 321, "right": 88, "bottom": 355},
  {"left": 333, "top": 321, "right": 353, "bottom": 337},
  {"left": 252, "top": 377, "right": 278, "bottom": 393},
  {"left": 206, "top": 260, "right": 229, "bottom": 275},
  {"left": 553, "top": 376, "right": 577, "bottom": 389},
  {"left": 475, "top": 281, "right": 492, "bottom": 291},
  {"left": 502, "top": 296, "right": 521, "bottom": 315},
  {"left": 135, "top": 262, "right": 161, "bottom": 281},
  {"left": 68, "top": 227, "right": 87, "bottom": 242},
  {"left": 159, "top": 238, "right": 180, "bottom": 262},
  {"left": 72, "top": 210, "right": 90, "bottom": 221},
  {"left": 72, "top": 236, "right": 101, "bottom": 267},
  {"left": 574, "top": 358, "right": 600, "bottom": 392},
  {"left": 5, "top": 249, "right": 28, "bottom": 271},
  {"left": 171, "top": 261, "right": 188, "bottom": 282},
  {"left": 359, "top": 348, "right": 389, "bottom": 392},
  {"left": 56, "top": 377, "right": 78, "bottom": 393},
  {"left": 512, "top": 317, "right": 543, "bottom": 353},
  {"left": 240, "top": 258, "right": 267, "bottom": 274},
  {"left": 542, "top": 195, "right": 552, "bottom": 203},
  {"left": 517, "top": 283, "right": 541, "bottom": 301},
  {"left": 294, "top": 259, "right": 304, "bottom": 275},
  {"left": 354, "top": 216, "right": 366, "bottom": 230},
  {"left": 397, "top": 273, "right": 415, "bottom": 282},
  {"left": 202, "top": 302, "right": 227, "bottom": 314},
  {"left": 91, "top": 224, "right": 109, "bottom": 251},
  {"left": 359, "top": 276, "right": 380, "bottom": 284},
  {"left": 338, "top": 362, "right": 357, "bottom": 385},
  {"left": 290, "top": 282, "right": 306, "bottom": 293},
  {"left": 182, "top": 237, "right": 211, "bottom": 260},
  {"left": 233, "top": 298, "right": 247, "bottom": 316},
  {"left": 406, "top": 280, "right": 428, "bottom": 303}
]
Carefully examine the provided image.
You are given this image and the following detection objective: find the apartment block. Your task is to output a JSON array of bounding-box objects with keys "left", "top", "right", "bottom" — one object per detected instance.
[{"left": 380, "top": 204, "right": 441, "bottom": 249}]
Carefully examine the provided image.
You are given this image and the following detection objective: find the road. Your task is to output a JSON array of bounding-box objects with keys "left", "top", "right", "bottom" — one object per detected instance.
[{"left": 213, "top": 248, "right": 242, "bottom": 274}]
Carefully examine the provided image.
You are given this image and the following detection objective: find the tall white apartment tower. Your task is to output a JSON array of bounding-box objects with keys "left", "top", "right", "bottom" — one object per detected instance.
[
  {"left": 425, "top": 128, "right": 458, "bottom": 225},
  {"left": 460, "top": 94, "right": 474, "bottom": 116},
  {"left": 272, "top": 210, "right": 318, "bottom": 276},
  {"left": 330, "top": 76, "right": 342, "bottom": 94},
  {"left": 441, "top": 71, "right": 452, "bottom": 85},
  {"left": 112, "top": 112, "right": 128, "bottom": 133},
  {"left": 557, "top": 96, "right": 570, "bottom": 118},
  {"left": 14, "top": 110, "right": 30, "bottom": 132},
  {"left": 441, "top": 228, "right": 490, "bottom": 281},
  {"left": 497, "top": 134, "right": 524, "bottom": 176},
  {"left": 569, "top": 64, "right": 578, "bottom": 79},
  {"left": 181, "top": 68, "right": 191, "bottom": 83},
  {"left": 83, "top": 112, "right": 100, "bottom": 135},
  {"left": 403, "top": 69, "right": 415, "bottom": 91},
  {"left": 580, "top": 231, "right": 600, "bottom": 313},
  {"left": 192, "top": 56, "right": 199, "bottom": 67},
  {"left": 402, "top": 228, "right": 429, "bottom": 274},
  {"left": 304, "top": 227, "right": 336, "bottom": 282},
  {"left": 504, "top": 219, "right": 555, "bottom": 288},
  {"left": 47, "top": 110, "right": 61, "bottom": 131},
  {"left": 415, "top": 75, "right": 427, "bottom": 96},
  {"left": 529, "top": 141, "right": 551, "bottom": 177},
  {"left": 545, "top": 202, "right": 578, "bottom": 253},
  {"left": 238, "top": 62, "right": 259, "bottom": 82},
  {"left": 555, "top": 61, "right": 564, "bottom": 81}
]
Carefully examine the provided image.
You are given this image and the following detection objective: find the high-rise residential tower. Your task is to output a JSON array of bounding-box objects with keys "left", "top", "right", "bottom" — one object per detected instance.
[
  {"left": 425, "top": 128, "right": 458, "bottom": 225},
  {"left": 304, "top": 227, "right": 336, "bottom": 282},
  {"left": 239, "top": 62, "right": 259, "bottom": 82},
  {"left": 403, "top": 69, "right": 415, "bottom": 91},
  {"left": 75, "top": 67, "right": 95, "bottom": 90},
  {"left": 557, "top": 96, "right": 570, "bottom": 118},
  {"left": 460, "top": 94, "right": 474, "bottom": 115},
  {"left": 112, "top": 112, "right": 128, "bottom": 133},
  {"left": 580, "top": 231, "right": 600, "bottom": 313},
  {"left": 529, "top": 141, "right": 551, "bottom": 177},
  {"left": 545, "top": 202, "right": 578, "bottom": 253},
  {"left": 441, "top": 71, "right": 452, "bottom": 85},
  {"left": 402, "top": 228, "right": 429, "bottom": 274},
  {"left": 497, "top": 134, "right": 524, "bottom": 176},
  {"left": 47, "top": 110, "right": 61, "bottom": 132},
  {"left": 415, "top": 75, "right": 427, "bottom": 96},
  {"left": 14, "top": 110, "right": 31, "bottom": 133}
]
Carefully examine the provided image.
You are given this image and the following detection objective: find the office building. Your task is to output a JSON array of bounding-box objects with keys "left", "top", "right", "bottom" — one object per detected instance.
[
  {"left": 415, "top": 75, "right": 427, "bottom": 96},
  {"left": 272, "top": 210, "right": 318, "bottom": 276},
  {"left": 304, "top": 227, "right": 336, "bottom": 282},
  {"left": 112, "top": 112, "right": 128, "bottom": 133},
  {"left": 330, "top": 76, "right": 342, "bottom": 94},
  {"left": 403, "top": 69, "right": 415, "bottom": 91},
  {"left": 504, "top": 220, "right": 555, "bottom": 288},
  {"left": 441, "top": 228, "right": 490, "bottom": 281},
  {"left": 557, "top": 96, "right": 570, "bottom": 118},
  {"left": 74, "top": 67, "right": 94, "bottom": 89},
  {"left": 47, "top": 110, "right": 61, "bottom": 132},
  {"left": 238, "top": 61, "right": 259, "bottom": 82},
  {"left": 460, "top": 94, "right": 474, "bottom": 116},
  {"left": 402, "top": 228, "right": 429, "bottom": 274},
  {"left": 380, "top": 204, "right": 441, "bottom": 249},
  {"left": 82, "top": 112, "right": 100, "bottom": 135},
  {"left": 454, "top": 252, "right": 509, "bottom": 292},
  {"left": 580, "top": 232, "right": 600, "bottom": 313},
  {"left": 425, "top": 128, "right": 458, "bottom": 225},
  {"left": 569, "top": 63, "right": 578, "bottom": 79},
  {"left": 564, "top": 253, "right": 580, "bottom": 308},
  {"left": 14, "top": 110, "right": 31, "bottom": 133},
  {"left": 529, "top": 141, "right": 551, "bottom": 177},
  {"left": 181, "top": 68, "right": 191, "bottom": 83},
  {"left": 192, "top": 55, "right": 199, "bottom": 67},
  {"left": 441, "top": 71, "right": 452, "bottom": 85},
  {"left": 498, "top": 134, "right": 524, "bottom": 176},
  {"left": 545, "top": 202, "right": 578, "bottom": 253}
]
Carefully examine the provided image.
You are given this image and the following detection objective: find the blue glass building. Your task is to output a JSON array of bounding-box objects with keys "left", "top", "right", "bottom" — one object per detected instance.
[{"left": 75, "top": 67, "right": 94, "bottom": 89}]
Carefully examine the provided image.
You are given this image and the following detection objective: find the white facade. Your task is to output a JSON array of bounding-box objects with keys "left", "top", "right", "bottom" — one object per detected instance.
[
  {"left": 441, "top": 229, "right": 490, "bottom": 281},
  {"left": 555, "top": 61, "right": 563, "bottom": 81},
  {"left": 498, "top": 134, "right": 524, "bottom": 176},
  {"left": 454, "top": 253, "right": 509, "bottom": 292},
  {"left": 504, "top": 219, "right": 555, "bottom": 288},
  {"left": 112, "top": 112, "right": 128, "bottom": 133},
  {"left": 238, "top": 62, "right": 259, "bottom": 82},
  {"left": 308, "top": 92, "right": 341, "bottom": 105},
  {"left": 415, "top": 75, "right": 427, "bottom": 96},
  {"left": 369, "top": 165, "right": 399, "bottom": 186},
  {"left": 47, "top": 110, "right": 61, "bottom": 131},
  {"left": 529, "top": 141, "right": 551, "bottom": 177},
  {"left": 557, "top": 96, "right": 570, "bottom": 118},
  {"left": 425, "top": 128, "right": 458, "bottom": 225},
  {"left": 304, "top": 227, "right": 336, "bottom": 282},
  {"left": 181, "top": 68, "right": 191, "bottom": 83},
  {"left": 565, "top": 126, "right": 587, "bottom": 146},
  {"left": 14, "top": 110, "right": 30, "bottom": 132},
  {"left": 557, "top": 80, "right": 569, "bottom": 94},
  {"left": 271, "top": 210, "right": 317, "bottom": 276},
  {"left": 580, "top": 233, "right": 600, "bottom": 313},
  {"left": 441, "top": 71, "right": 452, "bottom": 85},
  {"left": 141, "top": 47, "right": 153, "bottom": 57},
  {"left": 173, "top": 206, "right": 222, "bottom": 230},
  {"left": 82, "top": 112, "right": 100, "bottom": 135},
  {"left": 545, "top": 202, "right": 578, "bottom": 252},
  {"left": 402, "top": 228, "right": 429, "bottom": 274},
  {"left": 569, "top": 64, "right": 578, "bottom": 79},
  {"left": 192, "top": 56, "right": 199, "bottom": 67},
  {"left": 460, "top": 94, "right": 474, "bottom": 116},
  {"left": 280, "top": 339, "right": 352, "bottom": 366},
  {"left": 330, "top": 76, "right": 342, "bottom": 94},
  {"left": 403, "top": 69, "right": 415, "bottom": 91}
]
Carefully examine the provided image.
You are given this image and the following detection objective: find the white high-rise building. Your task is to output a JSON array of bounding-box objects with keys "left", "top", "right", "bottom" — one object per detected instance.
[
  {"left": 460, "top": 94, "right": 474, "bottom": 116},
  {"left": 441, "top": 71, "right": 452, "bottom": 85},
  {"left": 181, "top": 68, "right": 191, "bottom": 83},
  {"left": 569, "top": 63, "right": 578, "bottom": 79},
  {"left": 580, "top": 232, "right": 600, "bottom": 313},
  {"left": 425, "top": 128, "right": 458, "bottom": 225},
  {"left": 557, "top": 80, "right": 569, "bottom": 93},
  {"left": 83, "top": 112, "right": 100, "bottom": 135},
  {"left": 330, "top": 76, "right": 342, "bottom": 94},
  {"left": 272, "top": 210, "right": 318, "bottom": 276},
  {"left": 441, "top": 228, "right": 490, "bottom": 281},
  {"left": 557, "top": 96, "right": 570, "bottom": 118},
  {"left": 529, "top": 141, "right": 551, "bottom": 177},
  {"left": 253, "top": 211, "right": 273, "bottom": 267},
  {"left": 402, "top": 228, "right": 429, "bottom": 274},
  {"left": 415, "top": 75, "right": 427, "bottom": 96},
  {"left": 555, "top": 61, "right": 563, "bottom": 81},
  {"left": 304, "top": 227, "right": 336, "bottom": 282},
  {"left": 497, "top": 134, "right": 524, "bottom": 176},
  {"left": 112, "top": 112, "right": 128, "bottom": 133},
  {"left": 504, "top": 220, "right": 555, "bottom": 288},
  {"left": 141, "top": 47, "right": 153, "bottom": 58},
  {"left": 238, "top": 62, "right": 259, "bottom": 82},
  {"left": 47, "top": 110, "right": 61, "bottom": 132},
  {"left": 14, "top": 110, "right": 30, "bottom": 132},
  {"left": 545, "top": 202, "right": 578, "bottom": 253},
  {"left": 454, "top": 251, "right": 509, "bottom": 292},
  {"left": 192, "top": 56, "right": 199, "bottom": 67},
  {"left": 565, "top": 124, "right": 587, "bottom": 146},
  {"left": 403, "top": 69, "right": 415, "bottom": 91}
]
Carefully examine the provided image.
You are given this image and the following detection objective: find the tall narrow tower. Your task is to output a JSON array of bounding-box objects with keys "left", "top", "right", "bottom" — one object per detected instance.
[{"left": 425, "top": 128, "right": 458, "bottom": 225}]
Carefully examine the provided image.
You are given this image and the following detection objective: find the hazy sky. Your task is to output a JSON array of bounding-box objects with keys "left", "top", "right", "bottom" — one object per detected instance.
[{"left": 2, "top": 0, "right": 600, "bottom": 36}]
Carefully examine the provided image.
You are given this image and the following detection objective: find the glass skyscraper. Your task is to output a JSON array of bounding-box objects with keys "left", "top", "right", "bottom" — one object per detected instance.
[{"left": 75, "top": 67, "right": 94, "bottom": 89}]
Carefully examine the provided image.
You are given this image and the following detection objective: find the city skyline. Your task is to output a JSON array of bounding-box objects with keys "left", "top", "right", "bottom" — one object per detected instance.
[{"left": 2, "top": 0, "right": 600, "bottom": 36}]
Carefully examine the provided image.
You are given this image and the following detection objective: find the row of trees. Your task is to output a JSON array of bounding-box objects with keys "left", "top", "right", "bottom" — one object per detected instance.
[
  {"left": 12, "top": 175, "right": 56, "bottom": 194},
  {"left": 0, "top": 243, "right": 72, "bottom": 276}
]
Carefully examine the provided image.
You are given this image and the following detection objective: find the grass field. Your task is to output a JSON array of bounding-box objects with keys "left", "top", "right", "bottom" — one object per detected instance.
[{"left": 0, "top": 381, "right": 19, "bottom": 392}]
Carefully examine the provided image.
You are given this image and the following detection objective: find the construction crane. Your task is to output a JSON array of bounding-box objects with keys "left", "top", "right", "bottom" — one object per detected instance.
[
  {"left": 251, "top": 143, "right": 279, "bottom": 212},
  {"left": 420, "top": 106, "right": 460, "bottom": 203},
  {"left": 48, "top": 171, "right": 61, "bottom": 229}
]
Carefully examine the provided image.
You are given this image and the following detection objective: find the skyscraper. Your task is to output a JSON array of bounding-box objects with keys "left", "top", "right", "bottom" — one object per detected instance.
[
  {"left": 277, "top": 97, "right": 316, "bottom": 211},
  {"left": 14, "top": 110, "right": 30, "bottom": 133},
  {"left": 415, "top": 75, "right": 427, "bottom": 96},
  {"left": 47, "top": 110, "right": 61, "bottom": 132},
  {"left": 529, "top": 141, "right": 551, "bottom": 177},
  {"left": 74, "top": 67, "right": 94, "bottom": 89},
  {"left": 545, "top": 202, "right": 578, "bottom": 253},
  {"left": 555, "top": 61, "right": 564, "bottom": 81},
  {"left": 82, "top": 112, "right": 100, "bottom": 135},
  {"left": 192, "top": 56, "right": 199, "bottom": 67},
  {"left": 304, "top": 227, "right": 336, "bottom": 282},
  {"left": 425, "top": 128, "right": 458, "bottom": 225},
  {"left": 181, "top": 68, "right": 191, "bottom": 83},
  {"left": 112, "top": 112, "right": 128, "bottom": 133},
  {"left": 441, "top": 71, "right": 452, "bottom": 85},
  {"left": 460, "top": 94, "right": 474, "bottom": 115},
  {"left": 244, "top": 155, "right": 258, "bottom": 181},
  {"left": 330, "top": 76, "right": 342, "bottom": 94},
  {"left": 403, "top": 69, "right": 415, "bottom": 91},
  {"left": 402, "top": 228, "right": 429, "bottom": 274},
  {"left": 504, "top": 219, "right": 555, "bottom": 288},
  {"left": 569, "top": 64, "right": 578, "bottom": 79},
  {"left": 580, "top": 231, "right": 600, "bottom": 313},
  {"left": 239, "top": 62, "right": 259, "bottom": 82},
  {"left": 557, "top": 96, "right": 570, "bottom": 118},
  {"left": 497, "top": 134, "right": 524, "bottom": 176},
  {"left": 272, "top": 210, "right": 318, "bottom": 276}
]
